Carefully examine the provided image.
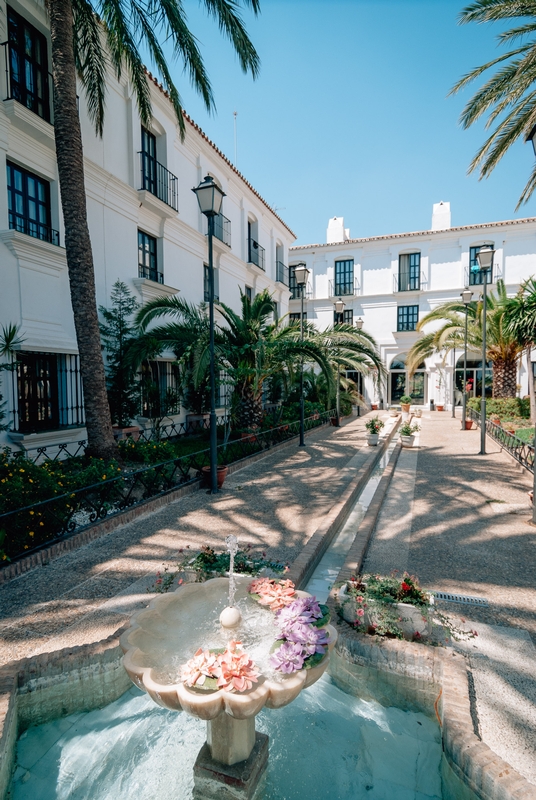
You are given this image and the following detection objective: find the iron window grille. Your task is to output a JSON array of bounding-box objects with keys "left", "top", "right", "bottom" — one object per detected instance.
[
  {"left": 397, "top": 305, "right": 419, "bottom": 332},
  {"left": 245, "top": 286, "right": 252, "bottom": 302},
  {"left": 289, "top": 312, "right": 307, "bottom": 322},
  {"left": 139, "top": 127, "right": 178, "bottom": 211},
  {"left": 138, "top": 230, "right": 162, "bottom": 284},
  {"left": 4, "top": 7, "right": 51, "bottom": 122},
  {"left": 398, "top": 253, "right": 421, "bottom": 291},
  {"left": 289, "top": 266, "right": 312, "bottom": 300},
  {"left": 7, "top": 161, "right": 59, "bottom": 245},
  {"left": 206, "top": 212, "right": 231, "bottom": 247},
  {"left": 12, "top": 351, "right": 84, "bottom": 433},
  {"left": 140, "top": 361, "right": 180, "bottom": 418},
  {"left": 469, "top": 245, "right": 494, "bottom": 285},
  {"left": 276, "top": 261, "right": 289, "bottom": 285}
]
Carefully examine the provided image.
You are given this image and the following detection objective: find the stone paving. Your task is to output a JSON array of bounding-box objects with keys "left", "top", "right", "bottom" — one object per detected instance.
[
  {"left": 364, "top": 411, "right": 536, "bottom": 787},
  {"left": 0, "top": 415, "right": 375, "bottom": 668}
]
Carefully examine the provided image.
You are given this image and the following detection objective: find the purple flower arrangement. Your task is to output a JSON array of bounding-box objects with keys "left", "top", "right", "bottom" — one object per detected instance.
[{"left": 270, "top": 596, "right": 331, "bottom": 674}]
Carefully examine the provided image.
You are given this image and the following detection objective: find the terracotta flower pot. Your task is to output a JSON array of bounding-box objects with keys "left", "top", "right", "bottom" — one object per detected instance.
[
  {"left": 400, "top": 403, "right": 410, "bottom": 413},
  {"left": 436, "top": 405, "right": 444, "bottom": 412},
  {"left": 371, "top": 404, "right": 378, "bottom": 411},
  {"left": 464, "top": 420, "right": 473, "bottom": 430},
  {"left": 201, "top": 465, "right": 228, "bottom": 489}
]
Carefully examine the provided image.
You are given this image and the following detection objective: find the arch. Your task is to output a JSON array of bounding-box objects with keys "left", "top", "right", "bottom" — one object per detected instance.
[{"left": 389, "top": 352, "right": 426, "bottom": 405}]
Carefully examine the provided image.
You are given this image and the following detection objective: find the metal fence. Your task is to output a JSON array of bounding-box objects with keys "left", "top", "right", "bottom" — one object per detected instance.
[
  {"left": 467, "top": 407, "right": 534, "bottom": 473},
  {"left": 1, "top": 411, "right": 335, "bottom": 560}
]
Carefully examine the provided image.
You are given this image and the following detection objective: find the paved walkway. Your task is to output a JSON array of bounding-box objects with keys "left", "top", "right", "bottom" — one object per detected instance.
[
  {"left": 0, "top": 414, "right": 378, "bottom": 667},
  {"left": 364, "top": 411, "right": 536, "bottom": 786}
]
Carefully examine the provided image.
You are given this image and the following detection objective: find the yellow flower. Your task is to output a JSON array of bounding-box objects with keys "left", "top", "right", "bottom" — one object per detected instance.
[
  {"left": 29, "top": 478, "right": 33, "bottom": 483},
  {"left": 102, "top": 475, "right": 106, "bottom": 480},
  {"left": 39, "top": 522, "right": 44, "bottom": 526},
  {"left": 24, "top": 545, "right": 28, "bottom": 549},
  {"left": 19, "top": 469, "right": 24, "bottom": 473},
  {"left": 29, "top": 510, "right": 34, "bottom": 515},
  {"left": 29, "top": 532, "right": 34, "bottom": 537}
]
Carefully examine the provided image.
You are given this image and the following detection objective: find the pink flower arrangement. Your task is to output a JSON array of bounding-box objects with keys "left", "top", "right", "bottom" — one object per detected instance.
[
  {"left": 180, "top": 641, "right": 259, "bottom": 693},
  {"left": 248, "top": 577, "right": 296, "bottom": 611},
  {"left": 217, "top": 640, "right": 260, "bottom": 692}
]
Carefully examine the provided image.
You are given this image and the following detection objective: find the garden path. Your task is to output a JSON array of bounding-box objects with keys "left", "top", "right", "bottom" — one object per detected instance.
[
  {"left": 363, "top": 412, "right": 536, "bottom": 787},
  {"left": 0, "top": 414, "right": 377, "bottom": 667}
]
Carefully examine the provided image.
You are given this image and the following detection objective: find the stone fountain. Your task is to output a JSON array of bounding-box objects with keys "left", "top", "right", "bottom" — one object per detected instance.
[{"left": 121, "top": 537, "right": 337, "bottom": 799}]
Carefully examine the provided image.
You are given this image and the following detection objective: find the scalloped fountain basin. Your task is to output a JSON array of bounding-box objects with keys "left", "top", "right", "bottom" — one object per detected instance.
[{"left": 121, "top": 575, "right": 337, "bottom": 769}]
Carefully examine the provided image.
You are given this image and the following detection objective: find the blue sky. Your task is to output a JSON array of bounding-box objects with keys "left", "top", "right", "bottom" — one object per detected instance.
[{"left": 165, "top": 0, "right": 535, "bottom": 244}]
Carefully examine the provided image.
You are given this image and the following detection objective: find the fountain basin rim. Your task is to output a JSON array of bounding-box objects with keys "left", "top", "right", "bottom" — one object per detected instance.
[{"left": 120, "top": 576, "right": 337, "bottom": 718}]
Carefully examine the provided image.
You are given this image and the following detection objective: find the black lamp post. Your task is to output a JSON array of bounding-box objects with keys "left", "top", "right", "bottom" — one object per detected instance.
[
  {"left": 192, "top": 176, "right": 226, "bottom": 493},
  {"left": 334, "top": 298, "right": 345, "bottom": 426},
  {"left": 474, "top": 246, "right": 494, "bottom": 455},
  {"left": 294, "top": 263, "right": 310, "bottom": 446},
  {"left": 460, "top": 288, "right": 473, "bottom": 430},
  {"left": 523, "top": 130, "right": 536, "bottom": 522}
]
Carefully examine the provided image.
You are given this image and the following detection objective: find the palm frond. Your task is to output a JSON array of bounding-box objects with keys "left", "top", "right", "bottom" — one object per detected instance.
[{"left": 72, "top": 0, "right": 107, "bottom": 135}]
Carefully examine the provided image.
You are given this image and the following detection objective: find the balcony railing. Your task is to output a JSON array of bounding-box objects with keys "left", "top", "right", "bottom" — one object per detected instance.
[
  {"left": 206, "top": 213, "right": 231, "bottom": 247},
  {"left": 393, "top": 271, "right": 428, "bottom": 292},
  {"left": 9, "top": 211, "right": 59, "bottom": 246},
  {"left": 276, "top": 261, "right": 288, "bottom": 285},
  {"left": 290, "top": 283, "right": 313, "bottom": 300},
  {"left": 1, "top": 41, "right": 53, "bottom": 123},
  {"left": 464, "top": 263, "right": 502, "bottom": 286},
  {"left": 139, "top": 151, "right": 178, "bottom": 211},
  {"left": 328, "top": 277, "right": 360, "bottom": 297},
  {"left": 248, "top": 238, "right": 265, "bottom": 271},
  {"left": 138, "top": 264, "right": 164, "bottom": 284}
]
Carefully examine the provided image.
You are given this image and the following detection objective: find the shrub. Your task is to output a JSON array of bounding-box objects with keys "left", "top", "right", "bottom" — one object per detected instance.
[
  {"left": 400, "top": 421, "right": 420, "bottom": 436},
  {"left": 399, "top": 395, "right": 412, "bottom": 404},
  {"left": 467, "top": 397, "right": 529, "bottom": 418}
]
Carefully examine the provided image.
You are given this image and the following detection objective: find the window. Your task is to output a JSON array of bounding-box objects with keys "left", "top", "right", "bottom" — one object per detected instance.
[
  {"left": 469, "top": 245, "right": 494, "bottom": 285},
  {"left": 245, "top": 286, "right": 252, "bottom": 302},
  {"left": 7, "top": 161, "right": 58, "bottom": 245},
  {"left": 7, "top": 7, "right": 50, "bottom": 121},
  {"left": 397, "top": 305, "right": 419, "bottom": 331},
  {"left": 273, "top": 301, "right": 279, "bottom": 320},
  {"left": 389, "top": 353, "right": 426, "bottom": 406},
  {"left": 289, "top": 312, "right": 307, "bottom": 322},
  {"left": 335, "top": 308, "right": 353, "bottom": 325},
  {"left": 203, "top": 264, "right": 219, "bottom": 302},
  {"left": 140, "top": 361, "right": 180, "bottom": 418},
  {"left": 138, "top": 230, "right": 162, "bottom": 283},
  {"left": 398, "top": 253, "right": 420, "bottom": 291},
  {"left": 289, "top": 265, "right": 309, "bottom": 300},
  {"left": 334, "top": 259, "right": 354, "bottom": 295},
  {"left": 139, "top": 126, "right": 178, "bottom": 210},
  {"left": 247, "top": 220, "right": 265, "bottom": 270},
  {"left": 14, "top": 352, "right": 84, "bottom": 433}
]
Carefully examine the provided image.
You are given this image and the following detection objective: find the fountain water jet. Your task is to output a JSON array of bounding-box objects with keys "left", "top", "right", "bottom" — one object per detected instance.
[{"left": 219, "top": 535, "right": 242, "bottom": 630}]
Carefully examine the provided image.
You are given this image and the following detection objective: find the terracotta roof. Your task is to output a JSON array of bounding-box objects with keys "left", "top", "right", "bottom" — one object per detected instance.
[
  {"left": 144, "top": 70, "right": 296, "bottom": 240},
  {"left": 290, "top": 216, "right": 536, "bottom": 251}
]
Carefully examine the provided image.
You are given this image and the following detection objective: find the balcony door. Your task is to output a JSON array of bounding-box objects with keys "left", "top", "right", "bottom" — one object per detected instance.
[{"left": 334, "top": 259, "right": 354, "bottom": 296}]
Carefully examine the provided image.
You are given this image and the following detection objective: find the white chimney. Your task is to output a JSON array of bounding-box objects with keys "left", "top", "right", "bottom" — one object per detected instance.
[
  {"left": 327, "top": 217, "right": 349, "bottom": 244},
  {"left": 431, "top": 201, "right": 451, "bottom": 230}
]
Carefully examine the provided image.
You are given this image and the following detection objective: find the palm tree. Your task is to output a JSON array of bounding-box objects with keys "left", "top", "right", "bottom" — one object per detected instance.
[
  {"left": 131, "top": 289, "right": 335, "bottom": 430},
  {"left": 406, "top": 280, "right": 524, "bottom": 397},
  {"left": 450, "top": 0, "right": 536, "bottom": 207},
  {"left": 503, "top": 276, "right": 536, "bottom": 422},
  {"left": 47, "top": 0, "right": 260, "bottom": 458}
]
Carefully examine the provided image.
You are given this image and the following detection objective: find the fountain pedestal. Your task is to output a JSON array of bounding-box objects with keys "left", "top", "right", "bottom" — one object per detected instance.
[
  {"left": 207, "top": 712, "right": 256, "bottom": 765},
  {"left": 194, "top": 730, "right": 269, "bottom": 800}
]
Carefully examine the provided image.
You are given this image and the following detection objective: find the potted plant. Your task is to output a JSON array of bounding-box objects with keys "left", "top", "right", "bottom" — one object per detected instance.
[
  {"left": 399, "top": 395, "right": 412, "bottom": 413},
  {"left": 414, "top": 408, "right": 422, "bottom": 418},
  {"left": 400, "top": 420, "right": 420, "bottom": 447},
  {"left": 365, "top": 415, "right": 384, "bottom": 445},
  {"left": 200, "top": 463, "right": 229, "bottom": 489},
  {"left": 389, "top": 406, "right": 398, "bottom": 417}
]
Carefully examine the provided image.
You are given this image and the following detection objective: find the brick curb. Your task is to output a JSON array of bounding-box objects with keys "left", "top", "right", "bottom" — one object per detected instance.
[{"left": 0, "top": 420, "right": 330, "bottom": 587}]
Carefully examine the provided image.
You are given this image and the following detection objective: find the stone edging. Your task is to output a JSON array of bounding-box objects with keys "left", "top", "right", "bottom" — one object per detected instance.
[
  {"left": 328, "top": 624, "right": 535, "bottom": 800},
  {"left": 0, "top": 420, "right": 331, "bottom": 587}
]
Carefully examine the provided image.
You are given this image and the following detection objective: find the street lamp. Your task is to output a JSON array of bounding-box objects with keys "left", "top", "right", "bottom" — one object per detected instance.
[
  {"left": 474, "top": 246, "right": 494, "bottom": 455},
  {"left": 294, "top": 263, "right": 310, "bottom": 446},
  {"left": 355, "top": 317, "right": 364, "bottom": 331},
  {"left": 192, "top": 175, "right": 226, "bottom": 493},
  {"left": 460, "top": 288, "right": 473, "bottom": 431},
  {"left": 334, "top": 299, "right": 345, "bottom": 426}
]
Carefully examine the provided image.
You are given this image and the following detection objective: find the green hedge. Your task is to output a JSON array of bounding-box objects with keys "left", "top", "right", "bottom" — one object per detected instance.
[{"left": 467, "top": 397, "right": 530, "bottom": 419}]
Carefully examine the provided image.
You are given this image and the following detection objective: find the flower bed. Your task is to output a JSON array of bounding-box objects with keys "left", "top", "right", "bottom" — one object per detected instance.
[{"left": 337, "top": 573, "right": 476, "bottom": 643}]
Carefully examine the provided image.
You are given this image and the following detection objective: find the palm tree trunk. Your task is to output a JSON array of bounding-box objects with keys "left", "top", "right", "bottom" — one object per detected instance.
[
  {"left": 48, "top": 0, "right": 118, "bottom": 460},
  {"left": 526, "top": 347, "right": 536, "bottom": 425},
  {"left": 492, "top": 358, "right": 517, "bottom": 398}
]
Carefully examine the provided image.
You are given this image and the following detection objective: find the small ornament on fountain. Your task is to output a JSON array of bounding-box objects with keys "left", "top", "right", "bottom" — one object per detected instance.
[{"left": 220, "top": 534, "right": 242, "bottom": 629}]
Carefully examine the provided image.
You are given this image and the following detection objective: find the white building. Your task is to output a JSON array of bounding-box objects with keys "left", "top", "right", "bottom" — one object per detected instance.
[
  {"left": 0, "top": 0, "right": 295, "bottom": 450},
  {"left": 290, "top": 204, "right": 536, "bottom": 409}
]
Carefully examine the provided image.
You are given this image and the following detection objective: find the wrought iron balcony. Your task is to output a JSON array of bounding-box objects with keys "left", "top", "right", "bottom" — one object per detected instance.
[
  {"left": 139, "top": 151, "right": 178, "bottom": 211},
  {"left": 1, "top": 40, "right": 53, "bottom": 123},
  {"left": 276, "top": 261, "right": 288, "bottom": 285},
  {"left": 206, "top": 212, "right": 231, "bottom": 247},
  {"left": 464, "top": 263, "right": 501, "bottom": 286},
  {"left": 138, "top": 264, "right": 164, "bottom": 284},
  {"left": 328, "top": 277, "right": 360, "bottom": 297},
  {"left": 248, "top": 237, "right": 265, "bottom": 270},
  {"left": 393, "top": 271, "right": 428, "bottom": 292},
  {"left": 9, "top": 211, "right": 59, "bottom": 246},
  {"left": 290, "top": 283, "right": 313, "bottom": 300}
]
